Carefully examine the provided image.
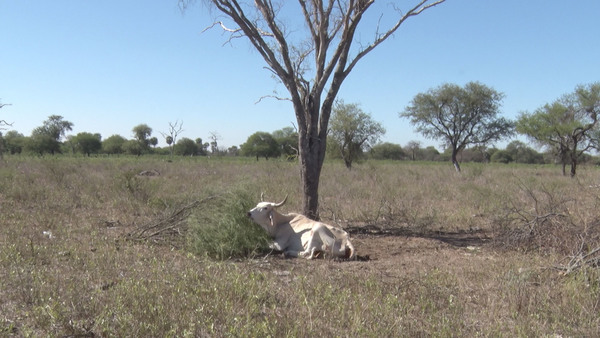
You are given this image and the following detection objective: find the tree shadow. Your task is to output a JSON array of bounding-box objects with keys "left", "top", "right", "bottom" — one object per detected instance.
[{"left": 346, "top": 224, "right": 492, "bottom": 248}]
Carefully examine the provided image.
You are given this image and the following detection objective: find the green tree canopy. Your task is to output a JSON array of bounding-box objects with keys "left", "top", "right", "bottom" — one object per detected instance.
[
  {"left": 505, "top": 140, "right": 544, "bottom": 164},
  {"left": 272, "top": 127, "right": 298, "bottom": 159},
  {"left": 32, "top": 115, "right": 73, "bottom": 142},
  {"left": 329, "top": 100, "right": 385, "bottom": 169},
  {"left": 73, "top": 132, "right": 102, "bottom": 156},
  {"left": 3, "top": 130, "right": 25, "bottom": 154},
  {"left": 401, "top": 82, "right": 514, "bottom": 172},
  {"left": 132, "top": 124, "right": 152, "bottom": 153},
  {"left": 241, "top": 132, "right": 281, "bottom": 161},
  {"left": 516, "top": 82, "right": 600, "bottom": 176},
  {"left": 369, "top": 142, "right": 405, "bottom": 160},
  {"left": 122, "top": 139, "right": 144, "bottom": 156},
  {"left": 174, "top": 137, "right": 199, "bottom": 156},
  {"left": 102, "top": 135, "right": 126, "bottom": 154}
]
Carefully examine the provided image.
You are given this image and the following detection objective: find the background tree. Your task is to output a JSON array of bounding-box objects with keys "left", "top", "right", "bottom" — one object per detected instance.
[
  {"left": 272, "top": 126, "right": 298, "bottom": 159},
  {"left": 406, "top": 140, "right": 421, "bottom": 161},
  {"left": 25, "top": 134, "right": 57, "bottom": 155},
  {"left": 149, "top": 137, "right": 158, "bottom": 148},
  {"left": 241, "top": 132, "right": 281, "bottom": 160},
  {"left": 102, "top": 134, "right": 126, "bottom": 154},
  {"left": 490, "top": 149, "right": 512, "bottom": 163},
  {"left": 3, "top": 130, "right": 25, "bottom": 154},
  {"left": 34, "top": 115, "right": 73, "bottom": 142},
  {"left": 73, "top": 132, "right": 102, "bottom": 156},
  {"left": 195, "top": 138, "right": 209, "bottom": 156},
  {"left": 422, "top": 146, "right": 441, "bottom": 161},
  {"left": 132, "top": 124, "right": 152, "bottom": 154},
  {"left": 123, "top": 139, "right": 144, "bottom": 156},
  {"left": 516, "top": 83, "right": 600, "bottom": 177},
  {"left": 401, "top": 82, "right": 514, "bottom": 172},
  {"left": 180, "top": 0, "right": 446, "bottom": 219},
  {"left": 209, "top": 131, "right": 221, "bottom": 155},
  {"left": 29, "top": 115, "right": 74, "bottom": 155},
  {"left": 369, "top": 142, "right": 405, "bottom": 160},
  {"left": 161, "top": 120, "right": 184, "bottom": 157},
  {"left": 174, "top": 137, "right": 199, "bottom": 156},
  {"left": 505, "top": 140, "right": 544, "bottom": 164},
  {"left": 329, "top": 100, "right": 385, "bottom": 169},
  {"left": 227, "top": 145, "right": 239, "bottom": 156}
]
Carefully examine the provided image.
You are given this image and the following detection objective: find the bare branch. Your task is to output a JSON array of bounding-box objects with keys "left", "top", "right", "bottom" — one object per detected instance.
[
  {"left": 255, "top": 94, "right": 291, "bottom": 104},
  {"left": 346, "top": 0, "right": 446, "bottom": 76}
]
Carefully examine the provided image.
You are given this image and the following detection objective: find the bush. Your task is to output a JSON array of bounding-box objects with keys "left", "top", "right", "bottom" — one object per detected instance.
[{"left": 187, "top": 188, "right": 271, "bottom": 260}]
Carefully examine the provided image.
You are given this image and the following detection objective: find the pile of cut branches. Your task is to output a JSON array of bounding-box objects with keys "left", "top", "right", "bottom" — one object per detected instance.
[{"left": 126, "top": 196, "right": 216, "bottom": 247}]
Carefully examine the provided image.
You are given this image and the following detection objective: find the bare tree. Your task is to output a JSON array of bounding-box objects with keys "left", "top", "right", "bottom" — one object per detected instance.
[
  {"left": 209, "top": 131, "right": 221, "bottom": 154},
  {"left": 161, "top": 120, "right": 184, "bottom": 157},
  {"left": 179, "top": 0, "right": 446, "bottom": 219}
]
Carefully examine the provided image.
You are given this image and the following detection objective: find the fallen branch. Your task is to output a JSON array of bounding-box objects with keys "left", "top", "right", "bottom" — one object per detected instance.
[
  {"left": 126, "top": 196, "right": 217, "bottom": 246},
  {"left": 555, "top": 245, "right": 600, "bottom": 274}
]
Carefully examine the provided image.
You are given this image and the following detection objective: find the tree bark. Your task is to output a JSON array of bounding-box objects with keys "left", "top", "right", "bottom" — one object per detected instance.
[
  {"left": 296, "top": 94, "right": 329, "bottom": 220},
  {"left": 451, "top": 150, "right": 461, "bottom": 172}
]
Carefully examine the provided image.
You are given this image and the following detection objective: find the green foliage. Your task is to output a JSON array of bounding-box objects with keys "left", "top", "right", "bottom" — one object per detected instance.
[
  {"left": 490, "top": 149, "right": 512, "bottom": 163},
  {"left": 72, "top": 132, "right": 102, "bottom": 156},
  {"left": 505, "top": 140, "right": 544, "bottom": 164},
  {"left": 516, "top": 82, "right": 600, "bottom": 176},
  {"left": 173, "top": 137, "right": 199, "bottom": 156},
  {"left": 32, "top": 115, "right": 74, "bottom": 142},
  {"left": 2, "top": 130, "right": 25, "bottom": 154},
  {"left": 24, "top": 133, "right": 59, "bottom": 155},
  {"left": 102, "top": 134, "right": 126, "bottom": 154},
  {"left": 122, "top": 139, "right": 144, "bottom": 156},
  {"left": 329, "top": 100, "right": 385, "bottom": 169},
  {"left": 272, "top": 126, "right": 298, "bottom": 157},
  {"left": 370, "top": 142, "right": 405, "bottom": 160},
  {"left": 240, "top": 132, "right": 281, "bottom": 160},
  {"left": 401, "top": 82, "right": 514, "bottom": 171},
  {"left": 132, "top": 124, "right": 153, "bottom": 153},
  {"left": 187, "top": 188, "right": 271, "bottom": 260}
]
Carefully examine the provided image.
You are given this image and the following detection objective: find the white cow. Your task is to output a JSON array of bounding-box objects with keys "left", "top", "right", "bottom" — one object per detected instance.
[{"left": 247, "top": 195, "right": 356, "bottom": 260}]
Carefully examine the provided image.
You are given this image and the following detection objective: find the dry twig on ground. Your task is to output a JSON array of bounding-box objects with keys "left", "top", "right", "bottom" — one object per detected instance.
[{"left": 126, "top": 196, "right": 217, "bottom": 246}]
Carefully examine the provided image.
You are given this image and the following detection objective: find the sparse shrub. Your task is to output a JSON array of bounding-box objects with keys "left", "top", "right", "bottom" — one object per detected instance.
[{"left": 187, "top": 187, "right": 271, "bottom": 260}]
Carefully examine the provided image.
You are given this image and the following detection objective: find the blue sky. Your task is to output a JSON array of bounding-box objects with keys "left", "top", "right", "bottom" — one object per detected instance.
[{"left": 1, "top": 1, "right": 599, "bottom": 150}]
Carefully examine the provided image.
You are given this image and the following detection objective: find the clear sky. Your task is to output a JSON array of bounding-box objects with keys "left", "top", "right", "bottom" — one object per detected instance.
[{"left": 1, "top": 1, "right": 599, "bottom": 150}]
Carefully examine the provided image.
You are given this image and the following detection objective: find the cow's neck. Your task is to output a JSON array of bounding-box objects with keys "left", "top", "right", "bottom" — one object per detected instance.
[{"left": 271, "top": 211, "right": 296, "bottom": 229}]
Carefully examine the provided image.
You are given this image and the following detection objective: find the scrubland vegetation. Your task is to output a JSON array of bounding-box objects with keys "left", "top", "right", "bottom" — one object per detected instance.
[{"left": 1, "top": 156, "right": 600, "bottom": 336}]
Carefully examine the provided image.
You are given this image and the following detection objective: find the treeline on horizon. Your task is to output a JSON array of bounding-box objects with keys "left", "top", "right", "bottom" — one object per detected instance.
[{"left": 1, "top": 117, "right": 598, "bottom": 167}]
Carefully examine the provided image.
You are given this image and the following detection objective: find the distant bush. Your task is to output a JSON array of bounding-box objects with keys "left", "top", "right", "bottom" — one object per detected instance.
[{"left": 187, "top": 188, "right": 271, "bottom": 260}]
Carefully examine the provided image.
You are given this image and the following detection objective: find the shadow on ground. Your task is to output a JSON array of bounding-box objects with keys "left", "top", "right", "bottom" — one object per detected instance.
[{"left": 346, "top": 224, "right": 491, "bottom": 248}]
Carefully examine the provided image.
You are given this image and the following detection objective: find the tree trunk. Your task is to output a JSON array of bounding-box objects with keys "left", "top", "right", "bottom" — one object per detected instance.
[
  {"left": 298, "top": 134, "right": 325, "bottom": 220},
  {"left": 296, "top": 94, "right": 329, "bottom": 220},
  {"left": 570, "top": 150, "right": 578, "bottom": 177},
  {"left": 451, "top": 150, "right": 461, "bottom": 173}
]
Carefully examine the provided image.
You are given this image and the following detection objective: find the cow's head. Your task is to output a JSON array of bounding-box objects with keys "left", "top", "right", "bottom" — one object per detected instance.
[{"left": 247, "top": 195, "right": 287, "bottom": 230}]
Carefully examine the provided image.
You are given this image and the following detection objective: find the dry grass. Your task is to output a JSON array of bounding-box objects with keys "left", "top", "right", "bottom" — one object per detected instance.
[{"left": 1, "top": 156, "right": 600, "bottom": 336}]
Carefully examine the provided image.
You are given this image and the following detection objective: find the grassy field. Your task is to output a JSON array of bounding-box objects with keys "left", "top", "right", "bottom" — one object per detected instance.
[{"left": 1, "top": 156, "right": 600, "bottom": 336}]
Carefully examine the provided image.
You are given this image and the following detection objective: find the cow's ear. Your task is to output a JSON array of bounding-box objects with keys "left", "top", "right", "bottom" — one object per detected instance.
[{"left": 269, "top": 211, "right": 274, "bottom": 227}]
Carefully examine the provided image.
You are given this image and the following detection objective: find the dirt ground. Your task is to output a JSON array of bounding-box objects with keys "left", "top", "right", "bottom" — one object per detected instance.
[{"left": 251, "top": 227, "right": 497, "bottom": 283}]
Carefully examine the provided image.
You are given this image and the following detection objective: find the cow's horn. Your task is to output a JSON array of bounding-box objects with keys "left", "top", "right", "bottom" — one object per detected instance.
[
  {"left": 274, "top": 195, "right": 288, "bottom": 208},
  {"left": 260, "top": 192, "right": 265, "bottom": 202}
]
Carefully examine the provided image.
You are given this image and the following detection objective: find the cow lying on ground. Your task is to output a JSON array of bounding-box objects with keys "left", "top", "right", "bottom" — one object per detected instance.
[{"left": 247, "top": 195, "right": 356, "bottom": 260}]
